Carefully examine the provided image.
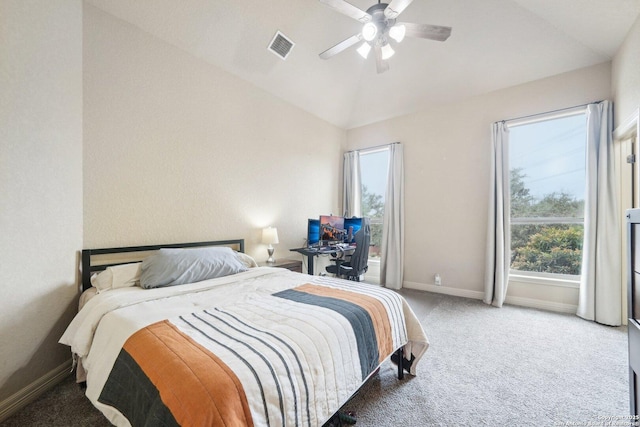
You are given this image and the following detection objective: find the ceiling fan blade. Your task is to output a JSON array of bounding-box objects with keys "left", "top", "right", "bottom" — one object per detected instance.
[
  {"left": 374, "top": 45, "right": 390, "bottom": 74},
  {"left": 384, "top": 0, "right": 414, "bottom": 19},
  {"left": 319, "top": 0, "right": 371, "bottom": 23},
  {"left": 319, "top": 33, "right": 363, "bottom": 59},
  {"left": 399, "top": 22, "right": 452, "bottom": 42}
]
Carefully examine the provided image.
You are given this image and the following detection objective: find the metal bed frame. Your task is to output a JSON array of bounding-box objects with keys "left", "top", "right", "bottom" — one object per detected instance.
[{"left": 80, "top": 239, "right": 245, "bottom": 291}]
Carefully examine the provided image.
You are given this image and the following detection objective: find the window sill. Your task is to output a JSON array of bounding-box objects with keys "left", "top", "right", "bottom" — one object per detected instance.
[{"left": 509, "top": 273, "right": 580, "bottom": 289}]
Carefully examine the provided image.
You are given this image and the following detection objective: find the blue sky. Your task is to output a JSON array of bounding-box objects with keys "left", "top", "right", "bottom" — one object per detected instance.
[
  {"left": 509, "top": 114, "right": 586, "bottom": 200},
  {"left": 360, "top": 150, "right": 389, "bottom": 200}
]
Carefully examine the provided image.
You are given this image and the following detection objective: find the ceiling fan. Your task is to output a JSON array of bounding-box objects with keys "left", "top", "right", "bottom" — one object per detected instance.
[{"left": 319, "top": 0, "right": 452, "bottom": 73}]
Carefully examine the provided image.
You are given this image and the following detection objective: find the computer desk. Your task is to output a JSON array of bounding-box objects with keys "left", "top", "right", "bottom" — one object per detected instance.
[{"left": 289, "top": 245, "right": 355, "bottom": 276}]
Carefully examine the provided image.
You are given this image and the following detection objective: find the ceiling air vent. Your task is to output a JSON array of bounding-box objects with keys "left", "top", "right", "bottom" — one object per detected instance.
[{"left": 268, "top": 31, "right": 295, "bottom": 60}]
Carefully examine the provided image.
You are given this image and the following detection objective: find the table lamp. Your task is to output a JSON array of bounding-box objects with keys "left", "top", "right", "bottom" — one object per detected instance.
[{"left": 261, "top": 227, "right": 279, "bottom": 263}]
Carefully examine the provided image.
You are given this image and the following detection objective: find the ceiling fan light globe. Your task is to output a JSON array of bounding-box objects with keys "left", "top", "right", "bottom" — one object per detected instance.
[
  {"left": 381, "top": 43, "right": 395, "bottom": 60},
  {"left": 356, "top": 42, "right": 372, "bottom": 59},
  {"left": 389, "top": 24, "right": 406, "bottom": 43},
  {"left": 362, "top": 22, "right": 378, "bottom": 41}
]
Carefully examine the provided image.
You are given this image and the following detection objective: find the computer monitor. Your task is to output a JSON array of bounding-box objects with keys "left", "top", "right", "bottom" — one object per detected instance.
[
  {"left": 307, "top": 218, "right": 320, "bottom": 246},
  {"left": 319, "top": 215, "right": 345, "bottom": 244},
  {"left": 343, "top": 217, "right": 363, "bottom": 244}
]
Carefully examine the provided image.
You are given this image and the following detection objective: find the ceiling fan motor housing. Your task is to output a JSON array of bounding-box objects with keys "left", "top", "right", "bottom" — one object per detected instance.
[{"left": 364, "top": 3, "right": 396, "bottom": 45}]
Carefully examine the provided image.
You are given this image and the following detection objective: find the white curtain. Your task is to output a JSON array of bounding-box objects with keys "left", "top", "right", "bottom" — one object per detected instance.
[
  {"left": 343, "top": 151, "right": 362, "bottom": 218},
  {"left": 577, "top": 101, "right": 622, "bottom": 326},
  {"left": 484, "top": 122, "right": 510, "bottom": 307},
  {"left": 381, "top": 143, "right": 404, "bottom": 290}
]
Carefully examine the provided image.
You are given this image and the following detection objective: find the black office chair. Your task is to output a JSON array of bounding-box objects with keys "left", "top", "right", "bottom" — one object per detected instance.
[{"left": 326, "top": 219, "right": 370, "bottom": 281}]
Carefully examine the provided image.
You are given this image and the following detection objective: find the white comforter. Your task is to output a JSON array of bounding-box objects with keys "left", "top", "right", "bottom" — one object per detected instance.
[{"left": 60, "top": 267, "right": 429, "bottom": 426}]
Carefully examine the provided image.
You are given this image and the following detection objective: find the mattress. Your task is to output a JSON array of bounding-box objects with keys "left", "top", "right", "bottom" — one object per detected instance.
[{"left": 60, "top": 267, "right": 428, "bottom": 426}]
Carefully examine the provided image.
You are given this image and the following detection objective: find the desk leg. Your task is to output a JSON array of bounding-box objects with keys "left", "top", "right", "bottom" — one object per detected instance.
[{"left": 307, "top": 255, "right": 315, "bottom": 276}]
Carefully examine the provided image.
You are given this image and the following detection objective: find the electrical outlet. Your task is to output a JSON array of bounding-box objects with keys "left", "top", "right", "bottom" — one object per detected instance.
[{"left": 435, "top": 273, "right": 442, "bottom": 286}]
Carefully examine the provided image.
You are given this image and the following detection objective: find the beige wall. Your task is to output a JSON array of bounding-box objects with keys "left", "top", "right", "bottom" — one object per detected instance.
[
  {"left": 346, "top": 62, "right": 611, "bottom": 308},
  {"left": 613, "top": 14, "right": 640, "bottom": 128},
  {"left": 0, "top": 0, "right": 83, "bottom": 403},
  {"left": 83, "top": 5, "right": 345, "bottom": 261}
]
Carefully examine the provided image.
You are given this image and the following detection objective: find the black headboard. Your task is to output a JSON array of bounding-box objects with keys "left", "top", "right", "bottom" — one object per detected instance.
[{"left": 81, "top": 239, "right": 245, "bottom": 292}]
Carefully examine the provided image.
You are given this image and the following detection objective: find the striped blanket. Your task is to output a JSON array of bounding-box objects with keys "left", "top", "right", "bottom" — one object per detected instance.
[{"left": 61, "top": 269, "right": 428, "bottom": 427}]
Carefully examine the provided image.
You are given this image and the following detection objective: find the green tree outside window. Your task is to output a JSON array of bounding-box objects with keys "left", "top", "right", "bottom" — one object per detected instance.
[{"left": 510, "top": 168, "right": 584, "bottom": 275}]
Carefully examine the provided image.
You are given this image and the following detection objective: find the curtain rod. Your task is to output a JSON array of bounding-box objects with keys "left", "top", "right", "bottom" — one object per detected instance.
[
  {"left": 501, "top": 100, "right": 604, "bottom": 126},
  {"left": 345, "top": 141, "right": 400, "bottom": 154}
]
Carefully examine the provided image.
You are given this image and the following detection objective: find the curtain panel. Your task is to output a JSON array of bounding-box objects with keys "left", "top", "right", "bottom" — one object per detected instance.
[
  {"left": 342, "top": 151, "right": 362, "bottom": 218},
  {"left": 577, "top": 101, "right": 622, "bottom": 326},
  {"left": 381, "top": 143, "right": 405, "bottom": 290},
  {"left": 484, "top": 121, "right": 511, "bottom": 307}
]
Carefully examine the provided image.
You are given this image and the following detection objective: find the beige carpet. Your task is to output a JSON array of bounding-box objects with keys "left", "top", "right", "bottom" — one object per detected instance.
[{"left": 2, "top": 290, "right": 628, "bottom": 426}]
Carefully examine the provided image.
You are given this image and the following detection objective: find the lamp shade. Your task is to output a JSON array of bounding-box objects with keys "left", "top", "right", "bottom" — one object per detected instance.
[
  {"left": 389, "top": 24, "right": 406, "bottom": 43},
  {"left": 261, "top": 227, "right": 279, "bottom": 245},
  {"left": 381, "top": 43, "right": 395, "bottom": 60},
  {"left": 357, "top": 42, "right": 372, "bottom": 59},
  {"left": 362, "top": 22, "right": 377, "bottom": 42}
]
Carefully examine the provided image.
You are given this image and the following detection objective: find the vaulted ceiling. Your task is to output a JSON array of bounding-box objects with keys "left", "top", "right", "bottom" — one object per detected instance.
[{"left": 86, "top": 0, "right": 640, "bottom": 129}]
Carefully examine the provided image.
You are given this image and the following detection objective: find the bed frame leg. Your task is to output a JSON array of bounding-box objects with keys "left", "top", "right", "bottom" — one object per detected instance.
[{"left": 396, "top": 348, "right": 404, "bottom": 380}]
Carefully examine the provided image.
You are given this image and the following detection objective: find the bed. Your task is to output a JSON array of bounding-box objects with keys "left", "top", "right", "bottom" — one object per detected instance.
[{"left": 60, "top": 239, "right": 429, "bottom": 426}]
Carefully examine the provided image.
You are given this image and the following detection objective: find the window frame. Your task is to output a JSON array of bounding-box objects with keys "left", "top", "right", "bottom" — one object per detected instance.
[{"left": 506, "top": 107, "right": 587, "bottom": 283}]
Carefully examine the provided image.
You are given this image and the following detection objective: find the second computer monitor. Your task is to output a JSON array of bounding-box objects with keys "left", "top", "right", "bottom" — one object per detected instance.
[
  {"left": 343, "top": 217, "right": 363, "bottom": 243},
  {"left": 319, "top": 215, "right": 345, "bottom": 244}
]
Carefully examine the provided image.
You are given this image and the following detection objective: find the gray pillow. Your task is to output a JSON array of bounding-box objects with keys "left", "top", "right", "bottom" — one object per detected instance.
[{"left": 140, "top": 247, "right": 248, "bottom": 289}]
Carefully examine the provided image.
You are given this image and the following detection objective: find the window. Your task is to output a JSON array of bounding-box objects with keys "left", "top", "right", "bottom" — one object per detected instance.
[
  {"left": 360, "top": 148, "right": 389, "bottom": 263},
  {"left": 508, "top": 111, "right": 587, "bottom": 278}
]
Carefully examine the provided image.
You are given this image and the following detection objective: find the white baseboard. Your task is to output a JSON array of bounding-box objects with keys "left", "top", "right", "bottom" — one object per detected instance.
[
  {"left": 504, "top": 295, "right": 578, "bottom": 314},
  {"left": 403, "top": 281, "right": 485, "bottom": 300},
  {"left": 402, "top": 281, "right": 578, "bottom": 314},
  {"left": 0, "top": 360, "right": 72, "bottom": 423}
]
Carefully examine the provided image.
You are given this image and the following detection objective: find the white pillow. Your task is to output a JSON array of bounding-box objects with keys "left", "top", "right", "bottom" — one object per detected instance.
[
  {"left": 90, "top": 262, "right": 142, "bottom": 293},
  {"left": 90, "top": 269, "right": 112, "bottom": 293},
  {"left": 235, "top": 251, "right": 258, "bottom": 268}
]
